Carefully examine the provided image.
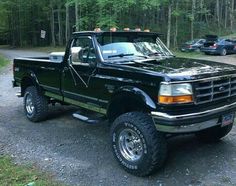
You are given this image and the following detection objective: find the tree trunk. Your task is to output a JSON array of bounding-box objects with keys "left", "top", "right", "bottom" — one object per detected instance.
[
  {"left": 216, "top": 0, "right": 220, "bottom": 29},
  {"left": 75, "top": 1, "right": 79, "bottom": 31},
  {"left": 230, "top": 0, "right": 235, "bottom": 31},
  {"left": 57, "top": 7, "right": 63, "bottom": 46},
  {"left": 174, "top": 1, "right": 179, "bottom": 48},
  {"left": 200, "top": 0, "right": 204, "bottom": 21},
  {"left": 50, "top": 7, "right": 56, "bottom": 46},
  {"left": 65, "top": 4, "right": 70, "bottom": 42},
  {"left": 167, "top": 3, "right": 171, "bottom": 48},
  {"left": 191, "top": 0, "right": 195, "bottom": 40},
  {"left": 225, "top": 0, "right": 228, "bottom": 29}
]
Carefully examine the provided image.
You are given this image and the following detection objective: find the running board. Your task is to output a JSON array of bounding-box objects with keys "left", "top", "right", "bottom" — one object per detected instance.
[{"left": 72, "top": 111, "right": 106, "bottom": 124}]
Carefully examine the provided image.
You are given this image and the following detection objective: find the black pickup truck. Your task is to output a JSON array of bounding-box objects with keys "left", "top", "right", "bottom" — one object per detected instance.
[{"left": 13, "top": 31, "right": 236, "bottom": 176}]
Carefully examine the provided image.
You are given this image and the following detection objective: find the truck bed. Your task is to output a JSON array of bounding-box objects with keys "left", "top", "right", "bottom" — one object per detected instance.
[{"left": 13, "top": 57, "right": 63, "bottom": 97}]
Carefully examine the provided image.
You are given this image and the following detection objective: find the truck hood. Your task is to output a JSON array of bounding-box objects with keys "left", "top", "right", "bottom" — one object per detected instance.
[{"left": 103, "top": 57, "right": 236, "bottom": 81}]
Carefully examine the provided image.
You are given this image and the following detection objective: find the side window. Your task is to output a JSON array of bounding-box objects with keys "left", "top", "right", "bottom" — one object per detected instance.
[
  {"left": 70, "top": 36, "right": 97, "bottom": 65},
  {"left": 199, "top": 40, "right": 205, "bottom": 44}
]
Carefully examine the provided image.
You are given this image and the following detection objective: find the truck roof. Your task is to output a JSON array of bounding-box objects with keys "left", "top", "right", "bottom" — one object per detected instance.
[{"left": 72, "top": 31, "right": 161, "bottom": 37}]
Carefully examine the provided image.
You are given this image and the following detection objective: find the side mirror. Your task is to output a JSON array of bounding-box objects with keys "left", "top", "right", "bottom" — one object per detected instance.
[{"left": 68, "top": 55, "right": 72, "bottom": 65}]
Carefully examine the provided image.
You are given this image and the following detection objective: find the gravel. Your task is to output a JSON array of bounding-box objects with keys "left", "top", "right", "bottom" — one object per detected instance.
[{"left": 0, "top": 49, "right": 236, "bottom": 186}]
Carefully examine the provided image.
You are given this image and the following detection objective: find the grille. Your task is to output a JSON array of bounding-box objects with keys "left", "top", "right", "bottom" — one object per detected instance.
[{"left": 195, "top": 76, "right": 236, "bottom": 104}]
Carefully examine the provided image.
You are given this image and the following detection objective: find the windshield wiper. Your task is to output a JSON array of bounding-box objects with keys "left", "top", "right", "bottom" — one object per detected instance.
[
  {"left": 108, "top": 53, "right": 134, "bottom": 58},
  {"left": 148, "top": 52, "right": 175, "bottom": 57},
  {"left": 108, "top": 53, "right": 149, "bottom": 59},
  {"left": 148, "top": 52, "right": 163, "bottom": 56}
]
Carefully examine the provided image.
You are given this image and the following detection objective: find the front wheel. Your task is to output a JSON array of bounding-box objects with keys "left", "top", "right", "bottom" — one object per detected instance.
[
  {"left": 24, "top": 86, "right": 48, "bottom": 122},
  {"left": 195, "top": 123, "right": 233, "bottom": 142},
  {"left": 110, "top": 112, "right": 167, "bottom": 177}
]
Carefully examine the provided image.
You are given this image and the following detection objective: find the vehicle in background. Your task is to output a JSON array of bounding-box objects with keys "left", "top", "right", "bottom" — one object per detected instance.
[
  {"left": 180, "top": 39, "right": 205, "bottom": 52},
  {"left": 201, "top": 35, "right": 236, "bottom": 56}
]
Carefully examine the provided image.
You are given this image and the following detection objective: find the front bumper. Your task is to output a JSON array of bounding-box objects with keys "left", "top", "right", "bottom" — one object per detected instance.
[{"left": 152, "top": 102, "right": 236, "bottom": 133}]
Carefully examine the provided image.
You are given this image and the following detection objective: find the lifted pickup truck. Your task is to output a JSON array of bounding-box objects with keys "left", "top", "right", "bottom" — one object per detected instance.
[{"left": 13, "top": 31, "right": 236, "bottom": 176}]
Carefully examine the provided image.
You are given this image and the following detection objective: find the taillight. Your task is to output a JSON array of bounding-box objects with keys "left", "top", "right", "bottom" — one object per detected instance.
[
  {"left": 234, "top": 45, "right": 236, "bottom": 49},
  {"left": 210, "top": 43, "right": 218, "bottom": 49},
  {"left": 188, "top": 45, "right": 192, "bottom": 49}
]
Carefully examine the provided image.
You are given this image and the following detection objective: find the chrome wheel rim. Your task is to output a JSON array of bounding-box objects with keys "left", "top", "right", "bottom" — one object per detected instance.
[
  {"left": 25, "top": 93, "right": 35, "bottom": 115},
  {"left": 118, "top": 128, "right": 144, "bottom": 162}
]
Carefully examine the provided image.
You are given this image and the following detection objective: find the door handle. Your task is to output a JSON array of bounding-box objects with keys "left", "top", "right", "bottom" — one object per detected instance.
[{"left": 63, "top": 67, "right": 69, "bottom": 71}]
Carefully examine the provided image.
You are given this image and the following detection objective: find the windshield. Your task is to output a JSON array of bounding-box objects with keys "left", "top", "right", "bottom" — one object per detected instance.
[{"left": 96, "top": 34, "right": 173, "bottom": 61}]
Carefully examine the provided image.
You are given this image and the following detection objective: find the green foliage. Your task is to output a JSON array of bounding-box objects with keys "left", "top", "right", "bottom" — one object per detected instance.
[
  {"left": 0, "top": 156, "right": 64, "bottom": 186},
  {"left": 0, "top": 55, "right": 9, "bottom": 69},
  {"left": 97, "top": 16, "right": 118, "bottom": 28},
  {"left": 0, "top": 0, "right": 235, "bottom": 47}
]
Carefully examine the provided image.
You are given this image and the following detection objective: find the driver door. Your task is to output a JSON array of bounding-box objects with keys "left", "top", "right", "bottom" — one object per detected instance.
[{"left": 62, "top": 36, "right": 103, "bottom": 111}]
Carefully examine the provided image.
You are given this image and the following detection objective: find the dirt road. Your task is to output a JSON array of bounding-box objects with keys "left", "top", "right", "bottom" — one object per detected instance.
[{"left": 0, "top": 49, "right": 236, "bottom": 186}]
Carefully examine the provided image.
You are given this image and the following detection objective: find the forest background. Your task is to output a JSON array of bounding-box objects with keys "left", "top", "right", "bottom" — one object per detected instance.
[{"left": 0, "top": 0, "right": 235, "bottom": 48}]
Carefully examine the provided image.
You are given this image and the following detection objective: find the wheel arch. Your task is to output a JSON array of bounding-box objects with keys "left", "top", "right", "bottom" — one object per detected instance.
[
  {"left": 20, "top": 71, "right": 41, "bottom": 96},
  {"left": 107, "top": 86, "right": 157, "bottom": 122}
]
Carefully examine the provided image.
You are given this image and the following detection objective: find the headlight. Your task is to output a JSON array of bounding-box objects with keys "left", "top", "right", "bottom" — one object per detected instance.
[{"left": 159, "top": 83, "right": 193, "bottom": 104}]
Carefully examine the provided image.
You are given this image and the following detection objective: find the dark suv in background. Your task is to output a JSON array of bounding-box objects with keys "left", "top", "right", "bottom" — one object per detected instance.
[
  {"left": 201, "top": 35, "right": 236, "bottom": 56},
  {"left": 180, "top": 39, "right": 205, "bottom": 52}
]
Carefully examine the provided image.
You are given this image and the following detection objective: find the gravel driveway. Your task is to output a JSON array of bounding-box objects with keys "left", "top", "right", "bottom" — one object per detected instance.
[{"left": 0, "top": 49, "right": 236, "bottom": 186}]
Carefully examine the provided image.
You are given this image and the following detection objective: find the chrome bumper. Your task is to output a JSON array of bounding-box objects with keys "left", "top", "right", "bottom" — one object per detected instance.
[{"left": 151, "top": 102, "right": 236, "bottom": 133}]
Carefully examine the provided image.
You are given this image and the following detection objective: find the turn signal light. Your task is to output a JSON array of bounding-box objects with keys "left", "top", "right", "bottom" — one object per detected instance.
[
  {"left": 158, "top": 95, "right": 193, "bottom": 104},
  {"left": 94, "top": 27, "right": 101, "bottom": 32},
  {"left": 144, "top": 29, "right": 150, "bottom": 32}
]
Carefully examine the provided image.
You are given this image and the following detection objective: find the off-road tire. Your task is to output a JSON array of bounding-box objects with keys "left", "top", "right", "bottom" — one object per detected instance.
[
  {"left": 23, "top": 86, "right": 48, "bottom": 122},
  {"left": 196, "top": 123, "right": 233, "bottom": 142},
  {"left": 220, "top": 48, "right": 227, "bottom": 56},
  {"left": 111, "top": 112, "right": 167, "bottom": 177}
]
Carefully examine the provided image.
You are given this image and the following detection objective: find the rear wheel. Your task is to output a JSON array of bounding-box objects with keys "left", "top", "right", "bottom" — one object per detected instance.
[
  {"left": 220, "top": 48, "right": 227, "bottom": 56},
  {"left": 195, "top": 124, "right": 233, "bottom": 142},
  {"left": 111, "top": 112, "right": 167, "bottom": 177},
  {"left": 24, "top": 86, "right": 48, "bottom": 122}
]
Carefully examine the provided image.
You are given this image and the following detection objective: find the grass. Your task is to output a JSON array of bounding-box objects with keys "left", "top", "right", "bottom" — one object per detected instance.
[
  {"left": 0, "top": 156, "right": 64, "bottom": 186},
  {"left": 224, "top": 33, "right": 236, "bottom": 39},
  {"left": 173, "top": 50, "right": 205, "bottom": 59},
  {"left": 0, "top": 55, "right": 9, "bottom": 69}
]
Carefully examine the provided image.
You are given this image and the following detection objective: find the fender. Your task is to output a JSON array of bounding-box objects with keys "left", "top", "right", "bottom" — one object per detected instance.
[
  {"left": 22, "top": 70, "right": 40, "bottom": 85},
  {"left": 112, "top": 86, "right": 157, "bottom": 110},
  {"left": 20, "top": 70, "right": 40, "bottom": 96}
]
